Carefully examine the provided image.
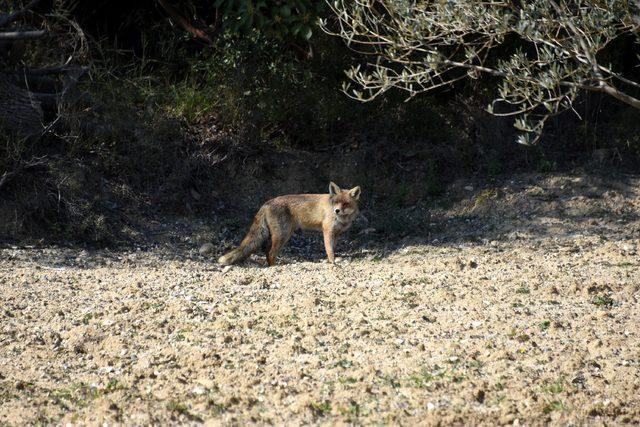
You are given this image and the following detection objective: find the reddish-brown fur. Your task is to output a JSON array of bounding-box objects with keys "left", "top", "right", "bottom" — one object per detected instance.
[{"left": 218, "top": 182, "right": 361, "bottom": 266}]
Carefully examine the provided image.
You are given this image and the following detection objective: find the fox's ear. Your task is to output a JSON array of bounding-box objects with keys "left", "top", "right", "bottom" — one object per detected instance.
[
  {"left": 329, "top": 182, "right": 341, "bottom": 196},
  {"left": 349, "top": 186, "right": 361, "bottom": 200}
]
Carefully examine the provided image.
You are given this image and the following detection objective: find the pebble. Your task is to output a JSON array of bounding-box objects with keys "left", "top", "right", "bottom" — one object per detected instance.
[{"left": 199, "top": 243, "right": 215, "bottom": 255}]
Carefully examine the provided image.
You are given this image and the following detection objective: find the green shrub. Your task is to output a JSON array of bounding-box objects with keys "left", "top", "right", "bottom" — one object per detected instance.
[{"left": 214, "top": 0, "right": 324, "bottom": 40}]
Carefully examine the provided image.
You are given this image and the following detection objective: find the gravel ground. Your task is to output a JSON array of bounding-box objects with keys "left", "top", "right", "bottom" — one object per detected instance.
[{"left": 1, "top": 173, "right": 639, "bottom": 425}]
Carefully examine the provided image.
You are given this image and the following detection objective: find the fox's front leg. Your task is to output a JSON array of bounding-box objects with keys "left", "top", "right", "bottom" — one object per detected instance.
[{"left": 322, "top": 225, "right": 335, "bottom": 263}]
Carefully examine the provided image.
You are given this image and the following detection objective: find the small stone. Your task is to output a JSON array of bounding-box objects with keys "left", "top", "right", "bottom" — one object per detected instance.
[
  {"left": 499, "top": 415, "right": 515, "bottom": 424},
  {"left": 359, "top": 227, "right": 376, "bottom": 235},
  {"left": 199, "top": 243, "right": 215, "bottom": 255},
  {"left": 222, "top": 265, "right": 232, "bottom": 274},
  {"left": 464, "top": 186, "right": 474, "bottom": 191}
]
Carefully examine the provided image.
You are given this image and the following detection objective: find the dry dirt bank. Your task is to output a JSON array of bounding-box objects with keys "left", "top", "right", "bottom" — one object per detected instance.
[{"left": 1, "top": 173, "right": 639, "bottom": 425}]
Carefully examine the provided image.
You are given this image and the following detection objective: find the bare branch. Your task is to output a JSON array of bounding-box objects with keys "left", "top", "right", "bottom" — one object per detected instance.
[
  {"left": 157, "top": 0, "right": 213, "bottom": 45},
  {"left": 0, "top": 30, "right": 45, "bottom": 40}
]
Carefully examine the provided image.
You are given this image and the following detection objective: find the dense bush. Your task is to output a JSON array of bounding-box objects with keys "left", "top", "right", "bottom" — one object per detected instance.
[
  {"left": 161, "top": 31, "right": 461, "bottom": 148},
  {"left": 214, "top": 0, "right": 322, "bottom": 39}
]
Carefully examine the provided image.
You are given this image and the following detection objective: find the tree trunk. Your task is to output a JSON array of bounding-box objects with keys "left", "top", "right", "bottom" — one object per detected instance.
[{"left": 0, "top": 73, "right": 43, "bottom": 137}]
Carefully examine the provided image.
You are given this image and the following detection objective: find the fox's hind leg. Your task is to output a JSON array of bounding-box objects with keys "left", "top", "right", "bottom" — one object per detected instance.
[
  {"left": 261, "top": 237, "right": 271, "bottom": 261},
  {"left": 267, "top": 238, "right": 281, "bottom": 266},
  {"left": 264, "top": 212, "right": 292, "bottom": 266},
  {"left": 267, "top": 229, "right": 291, "bottom": 266}
]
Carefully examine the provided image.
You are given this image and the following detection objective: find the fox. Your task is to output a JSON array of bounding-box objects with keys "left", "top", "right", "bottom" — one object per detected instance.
[{"left": 218, "top": 182, "right": 361, "bottom": 266}]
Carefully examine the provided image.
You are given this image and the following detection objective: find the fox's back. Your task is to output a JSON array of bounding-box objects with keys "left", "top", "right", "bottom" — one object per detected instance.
[{"left": 264, "top": 194, "right": 331, "bottom": 229}]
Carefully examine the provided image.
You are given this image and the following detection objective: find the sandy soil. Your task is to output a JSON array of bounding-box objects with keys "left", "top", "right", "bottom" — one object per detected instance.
[{"left": 1, "top": 173, "right": 639, "bottom": 425}]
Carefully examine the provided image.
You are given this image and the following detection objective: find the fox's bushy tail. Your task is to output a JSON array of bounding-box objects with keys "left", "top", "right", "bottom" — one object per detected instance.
[{"left": 218, "top": 211, "right": 269, "bottom": 265}]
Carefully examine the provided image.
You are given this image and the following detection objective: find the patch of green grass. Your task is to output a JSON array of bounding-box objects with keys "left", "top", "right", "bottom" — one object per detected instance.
[
  {"left": 469, "top": 360, "right": 484, "bottom": 370},
  {"left": 452, "top": 375, "right": 466, "bottom": 383},
  {"left": 81, "top": 313, "right": 94, "bottom": 325},
  {"left": 51, "top": 383, "right": 101, "bottom": 408},
  {"left": 382, "top": 375, "right": 401, "bottom": 389},
  {"left": 167, "top": 401, "right": 203, "bottom": 421},
  {"left": 334, "top": 359, "right": 353, "bottom": 369},
  {"left": 539, "top": 320, "right": 551, "bottom": 331},
  {"left": 614, "top": 262, "right": 636, "bottom": 267},
  {"left": 309, "top": 400, "right": 332, "bottom": 417},
  {"left": 207, "top": 399, "right": 227, "bottom": 415},
  {"left": 542, "top": 400, "right": 565, "bottom": 414},
  {"left": 266, "top": 329, "right": 283, "bottom": 339},
  {"left": 592, "top": 295, "right": 615, "bottom": 308},
  {"left": 515, "top": 286, "right": 530, "bottom": 294},
  {"left": 401, "top": 291, "right": 419, "bottom": 308},
  {"left": 104, "top": 379, "right": 122, "bottom": 392},
  {"left": 167, "top": 401, "right": 189, "bottom": 413},
  {"left": 340, "top": 400, "right": 362, "bottom": 421},
  {"left": 409, "top": 366, "right": 445, "bottom": 388},
  {"left": 339, "top": 377, "right": 359, "bottom": 385},
  {"left": 543, "top": 378, "right": 565, "bottom": 394}
]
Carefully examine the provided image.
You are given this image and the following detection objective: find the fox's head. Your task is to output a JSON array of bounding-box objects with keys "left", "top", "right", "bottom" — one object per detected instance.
[{"left": 329, "top": 182, "right": 361, "bottom": 220}]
